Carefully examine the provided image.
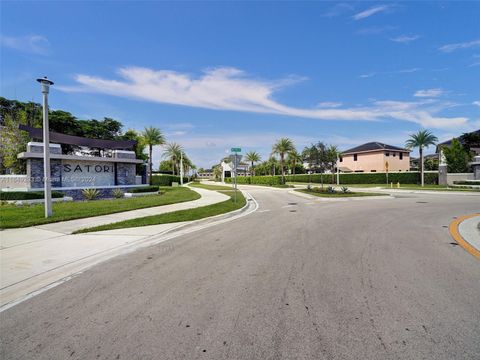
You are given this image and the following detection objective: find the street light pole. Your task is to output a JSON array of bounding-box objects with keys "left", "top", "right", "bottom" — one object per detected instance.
[
  {"left": 180, "top": 151, "right": 184, "bottom": 186},
  {"left": 37, "top": 76, "right": 54, "bottom": 218}
]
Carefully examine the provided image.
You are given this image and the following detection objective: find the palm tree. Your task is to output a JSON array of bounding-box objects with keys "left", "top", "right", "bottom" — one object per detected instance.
[
  {"left": 287, "top": 150, "right": 302, "bottom": 176},
  {"left": 405, "top": 130, "right": 438, "bottom": 187},
  {"left": 272, "top": 138, "right": 295, "bottom": 182},
  {"left": 141, "top": 126, "right": 166, "bottom": 185},
  {"left": 162, "top": 142, "right": 184, "bottom": 176},
  {"left": 245, "top": 151, "right": 261, "bottom": 177}
]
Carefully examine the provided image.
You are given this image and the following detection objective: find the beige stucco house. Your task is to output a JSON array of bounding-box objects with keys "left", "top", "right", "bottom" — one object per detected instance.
[{"left": 338, "top": 142, "right": 411, "bottom": 173}]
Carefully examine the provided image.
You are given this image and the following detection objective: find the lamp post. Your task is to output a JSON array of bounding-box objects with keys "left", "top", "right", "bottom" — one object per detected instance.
[
  {"left": 36, "top": 76, "right": 54, "bottom": 217},
  {"left": 180, "top": 151, "right": 184, "bottom": 186}
]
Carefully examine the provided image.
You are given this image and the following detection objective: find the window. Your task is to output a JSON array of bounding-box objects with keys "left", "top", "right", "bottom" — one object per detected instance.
[
  {"left": 353, "top": 154, "right": 358, "bottom": 161},
  {"left": 393, "top": 152, "right": 396, "bottom": 157},
  {"left": 399, "top": 152, "right": 403, "bottom": 160},
  {"left": 339, "top": 156, "right": 343, "bottom": 163},
  {"left": 371, "top": 170, "right": 377, "bottom": 172},
  {"left": 385, "top": 152, "right": 390, "bottom": 157}
]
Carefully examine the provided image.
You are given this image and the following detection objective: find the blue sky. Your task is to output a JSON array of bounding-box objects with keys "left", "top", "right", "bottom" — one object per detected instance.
[{"left": 1, "top": 1, "right": 479, "bottom": 168}]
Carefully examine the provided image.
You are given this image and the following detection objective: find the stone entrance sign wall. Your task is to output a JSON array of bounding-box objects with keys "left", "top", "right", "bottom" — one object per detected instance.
[{"left": 18, "top": 142, "right": 143, "bottom": 189}]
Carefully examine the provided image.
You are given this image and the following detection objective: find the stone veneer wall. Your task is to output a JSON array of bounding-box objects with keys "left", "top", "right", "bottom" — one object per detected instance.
[{"left": 27, "top": 143, "right": 62, "bottom": 188}]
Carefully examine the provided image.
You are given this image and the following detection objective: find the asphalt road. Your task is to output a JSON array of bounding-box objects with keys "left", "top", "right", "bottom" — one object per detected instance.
[{"left": 1, "top": 188, "right": 479, "bottom": 360}]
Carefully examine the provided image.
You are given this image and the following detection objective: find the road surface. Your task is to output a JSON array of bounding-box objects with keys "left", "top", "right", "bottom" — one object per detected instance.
[{"left": 1, "top": 188, "right": 479, "bottom": 359}]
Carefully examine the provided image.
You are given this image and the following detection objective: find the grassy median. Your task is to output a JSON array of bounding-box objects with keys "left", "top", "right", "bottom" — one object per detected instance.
[
  {"left": 189, "top": 182, "right": 234, "bottom": 191},
  {"left": 0, "top": 187, "right": 200, "bottom": 229},
  {"left": 74, "top": 189, "right": 246, "bottom": 234},
  {"left": 296, "top": 189, "right": 386, "bottom": 198}
]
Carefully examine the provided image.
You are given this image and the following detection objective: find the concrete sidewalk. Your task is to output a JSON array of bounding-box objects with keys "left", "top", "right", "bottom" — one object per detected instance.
[
  {"left": 458, "top": 215, "right": 480, "bottom": 253},
  {"left": 0, "top": 186, "right": 231, "bottom": 309}
]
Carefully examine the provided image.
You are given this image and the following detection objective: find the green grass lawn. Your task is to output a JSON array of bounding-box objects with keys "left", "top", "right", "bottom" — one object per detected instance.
[
  {"left": 74, "top": 190, "right": 246, "bottom": 233},
  {"left": 189, "top": 182, "right": 235, "bottom": 191},
  {"left": 0, "top": 187, "right": 200, "bottom": 229},
  {"left": 296, "top": 189, "right": 386, "bottom": 198}
]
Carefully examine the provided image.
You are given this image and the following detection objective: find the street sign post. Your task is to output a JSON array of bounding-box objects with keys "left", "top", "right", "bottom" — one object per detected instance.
[{"left": 231, "top": 148, "right": 241, "bottom": 203}]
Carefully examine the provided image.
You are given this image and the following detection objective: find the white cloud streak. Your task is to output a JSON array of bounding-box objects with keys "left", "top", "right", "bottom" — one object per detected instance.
[
  {"left": 414, "top": 88, "right": 444, "bottom": 98},
  {"left": 59, "top": 66, "right": 468, "bottom": 129},
  {"left": 0, "top": 34, "right": 50, "bottom": 55},
  {"left": 390, "top": 35, "right": 420, "bottom": 43},
  {"left": 352, "top": 5, "right": 390, "bottom": 20},
  {"left": 439, "top": 39, "right": 480, "bottom": 53},
  {"left": 473, "top": 101, "right": 480, "bottom": 107}
]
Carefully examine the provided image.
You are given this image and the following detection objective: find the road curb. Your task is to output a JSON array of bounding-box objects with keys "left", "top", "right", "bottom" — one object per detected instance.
[
  {"left": 288, "top": 190, "right": 393, "bottom": 202},
  {"left": 449, "top": 213, "right": 480, "bottom": 260}
]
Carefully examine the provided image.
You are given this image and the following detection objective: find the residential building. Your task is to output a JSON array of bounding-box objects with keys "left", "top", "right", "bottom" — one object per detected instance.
[{"left": 339, "top": 142, "right": 410, "bottom": 173}]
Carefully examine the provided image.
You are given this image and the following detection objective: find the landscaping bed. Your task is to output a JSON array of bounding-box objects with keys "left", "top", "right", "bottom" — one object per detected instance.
[
  {"left": 296, "top": 187, "right": 385, "bottom": 198},
  {"left": 0, "top": 187, "right": 200, "bottom": 229}
]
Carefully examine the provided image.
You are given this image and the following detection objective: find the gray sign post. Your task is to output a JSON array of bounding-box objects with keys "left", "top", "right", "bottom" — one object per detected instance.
[{"left": 231, "top": 148, "right": 241, "bottom": 203}]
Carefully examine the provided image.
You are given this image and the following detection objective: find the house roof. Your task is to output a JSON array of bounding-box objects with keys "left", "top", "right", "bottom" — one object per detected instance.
[{"left": 342, "top": 142, "right": 409, "bottom": 155}]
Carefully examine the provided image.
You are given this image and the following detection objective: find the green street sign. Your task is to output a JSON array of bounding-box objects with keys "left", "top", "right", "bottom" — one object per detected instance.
[{"left": 231, "top": 147, "right": 241, "bottom": 153}]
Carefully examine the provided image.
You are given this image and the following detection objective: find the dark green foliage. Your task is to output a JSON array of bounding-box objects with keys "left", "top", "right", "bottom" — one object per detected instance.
[
  {"left": 0, "top": 191, "right": 63, "bottom": 200},
  {"left": 151, "top": 175, "right": 189, "bottom": 186},
  {"left": 129, "top": 186, "right": 160, "bottom": 193},
  {"left": 286, "top": 172, "right": 438, "bottom": 184},
  {"left": 225, "top": 175, "right": 285, "bottom": 186},
  {"left": 442, "top": 138, "right": 472, "bottom": 173}
]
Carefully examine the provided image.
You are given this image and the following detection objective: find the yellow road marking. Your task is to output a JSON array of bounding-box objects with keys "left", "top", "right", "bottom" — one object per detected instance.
[{"left": 449, "top": 213, "right": 480, "bottom": 260}]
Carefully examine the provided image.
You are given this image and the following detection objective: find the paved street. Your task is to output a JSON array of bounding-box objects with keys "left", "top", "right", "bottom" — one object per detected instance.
[{"left": 1, "top": 188, "right": 479, "bottom": 360}]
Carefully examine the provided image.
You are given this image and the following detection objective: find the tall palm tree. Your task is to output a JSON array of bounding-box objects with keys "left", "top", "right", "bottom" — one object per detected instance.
[
  {"left": 141, "top": 126, "right": 166, "bottom": 185},
  {"left": 245, "top": 151, "right": 261, "bottom": 177},
  {"left": 272, "top": 138, "right": 295, "bottom": 181},
  {"left": 287, "top": 149, "right": 302, "bottom": 176},
  {"left": 162, "top": 142, "right": 184, "bottom": 176},
  {"left": 405, "top": 130, "right": 438, "bottom": 187}
]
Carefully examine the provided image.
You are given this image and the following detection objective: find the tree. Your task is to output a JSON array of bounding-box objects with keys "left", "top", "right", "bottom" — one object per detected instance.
[
  {"left": 141, "top": 126, "right": 166, "bottom": 184},
  {"left": 213, "top": 165, "right": 222, "bottom": 181},
  {"left": 272, "top": 138, "right": 295, "bottom": 182},
  {"left": 121, "top": 129, "right": 147, "bottom": 174},
  {"left": 162, "top": 142, "right": 183, "bottom": 176},
  {"left": 245, "top": 151, "right": 261, "bottom": 177},
  {"left": 287, "top": 150, "right": 302, "bottom": 176},
  {"left": 405, "top": 130, "right": 438, "bottom": 186},
  {"left": 0, "top": 111, "right": 29, "bottom": 174},
  {"left": 326, "top": 145, "right": 340, "bottom": 182},
  {"left": 159, "top": 160, "right": 173, "bottom": 172},
  {"left": 442, "top": 138, "right": 472, "bottom": 173}
]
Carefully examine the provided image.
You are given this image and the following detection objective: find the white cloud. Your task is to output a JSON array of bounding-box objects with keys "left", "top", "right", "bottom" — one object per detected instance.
[
  {"left": 322, "top": 3, "right": 354, "bottom": 17},
  {"left": 414, "top": 88, "right": 444, "bottom": 98},
  {"left": 360, "top": 68, "right": 420, "bottom": 78},
  {"left": 0, "top": 34, "right": 50, "bottom": 55},
  {"left": 352, "top": 5, "right": 390, "bottom": 20},
  {"left": 317, "top": 102, "right": 342, "bottom": 108},
  {"left": 60, "top": 66, "right": 468, "bottom": 129},
  {"left": 473, "top": 101, "right": 480, "bottom": 107},
  {"left": 439, "top": 39, "right": 480, "bottom": 53},
  {"left": 390, "top": 35, "right": 420, "bottom": 43}
]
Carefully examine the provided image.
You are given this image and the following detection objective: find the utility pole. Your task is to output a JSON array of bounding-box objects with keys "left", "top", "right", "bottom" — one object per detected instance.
[{"left": 37, "top": 76, "right": 54, "bottom": 218}]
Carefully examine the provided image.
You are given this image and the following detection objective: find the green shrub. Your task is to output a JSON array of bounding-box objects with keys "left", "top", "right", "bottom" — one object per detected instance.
[
  {"left": 129, "top": 186, "right": 160, "bottom": 193},
  {"left": 112, "top": 189, "right": 124, "bottom": 198},
  {"left": 225, "top": 176, "right": 285, "bottom": 186},
  {"left": 82, "top": 188, "right": 100, "bottom": 200},
  {"left": 285, "top": 172, "right": 438, "bottom": 185},
  {"left": 151, "top": 175, "right": 189, "bottom": 186},
  {"left": 453, "top": 180, "right": 479, "bottom": 185},
  {"left": 0, "top": 191, "right": 64, "bottom": 200}
]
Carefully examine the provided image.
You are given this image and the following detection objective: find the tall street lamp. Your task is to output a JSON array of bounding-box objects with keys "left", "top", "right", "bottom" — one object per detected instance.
[{"left": 36, "top": 76, "right": 54, "bottom": 217}]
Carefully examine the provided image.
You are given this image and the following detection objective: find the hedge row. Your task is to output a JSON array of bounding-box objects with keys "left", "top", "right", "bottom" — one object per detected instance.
[
  {"left": 129, "top": 186, "right": 159, "bottom": 193},
  {"left": 151, "top": 175, "right": 189, "bottom": 186},
  {"left": 224, "top": 172, "right": 438, "bottom": 186},
  {"left": 225, "top": 176, "right": 285, "bottom": 186},
  {"left": 286, "top": 172, "right": 438, "bottom": 185},
  {"left": 0, "top": 191, "right": 64, "bottom": 200}
]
